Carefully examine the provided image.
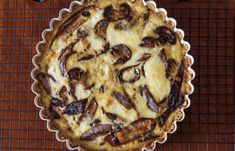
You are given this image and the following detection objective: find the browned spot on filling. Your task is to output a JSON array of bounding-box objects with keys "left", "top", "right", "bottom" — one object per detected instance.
[{"left": 106, "top": 99, "right": 113, "bottom": 107}]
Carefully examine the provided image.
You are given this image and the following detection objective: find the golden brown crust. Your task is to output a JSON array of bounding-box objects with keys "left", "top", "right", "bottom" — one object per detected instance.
[{"left": 31, "top": 0, "right": 194, "bottom": 150}]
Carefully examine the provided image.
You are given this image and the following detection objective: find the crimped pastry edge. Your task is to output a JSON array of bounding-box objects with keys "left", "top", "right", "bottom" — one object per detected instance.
[{"left": 31, "top": 0, "right": 195, "bottom": 150}]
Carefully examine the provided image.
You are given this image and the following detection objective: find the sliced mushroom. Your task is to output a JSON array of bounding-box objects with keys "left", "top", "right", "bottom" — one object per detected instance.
[
  {"left": 63, "top": 99, "right": 88, "bottom": 115},
  {"left": 68, "top": 81, "right": 78, "bottom": 100},
  {"left": 60, "top": 51, "right": 76, "bottom": 78},
  {"left": 111, "top": 91, "right": 134, "bottom": 109},
  {"left": 57, "top": 5, "right": 95, "bottom": 37},
  {"left": 114, "top": 16, "right": 136, "bottom": 30},
  {"left": 81, "top": 124, "right": 112, "bottom": 141},
  {"left": 104, "top": 118, "right": 156, "bottom": 146},
  {"left": 139, "top": 36, "right": 156, "bottom": 48},
  {"left": 154, "top": 26, "right": 177, "bottom": 45},
  {"left": 95, "top": 19, "right": 109, "bottom": 39},
  {"left": 103, "top": 3, "right": 131, "bottom": 21},
  {"left": 117, "top": 65, "right": 140, "bottom": 83},
  {"left": 51, "top": 97, "right": 65, "bottom": 107},
  {"left": 141, "top": 62, "right": 146, "bottom": 77},
  {"left": 101, "top": 107, "right": 117, "bottom": 121},
  {"left": 78, "top": 54, "right": 94, "bottom": 61},
  {"left": 67, "top": 68, "right": 87, "bottom": 81},
  {"left": 58, "top": 17, "right": 86, "bottom": 37},
  {"left": 79, "top": 80, "right": 95, "bottom": 90},
  {"left": 158, "top": 94, "right": 184, "bottom": 127},
  {"left": 90, "top": 119, "right": 101, "bottom": 127},
  {"left": 137, "top": 53, "right": 151, "bottom": 62},
  {"left": 112, "top": 123, "right": 124, "bottom": 132},
  {"left": 79, "top": 98, "right": 98, "bottom": 123},
  {"left": 111, "top": 44, "right": 132, "bottom": 65},
  {"left": 158, "top": 65, "right": 184, "bottom": 127},
  {"left": 158, "top": 48, "right": 167, "bottom": 65},
  {"left": 49, "top": 106, "right": 60, "bottom": 119},
  {"left": 166, "top": 59, "right": 178, "bottom": 79},
  {"left": 37, "top": 72, "right": 56, "bottom": 95},
  {"left": 68, "top": 68, "right": 94, "bottom": 91},
  {"left": 59, "top": 42, "right": 77, "bottom": 78},
  {"left": 141, "top": 85, "right": 159, "bottom": 113},
  {"left": 81, "top": 9, "right": 91, "bottom": 17},
  {"left": 59, "top": 86, "right": 69, "bottom": 101}
]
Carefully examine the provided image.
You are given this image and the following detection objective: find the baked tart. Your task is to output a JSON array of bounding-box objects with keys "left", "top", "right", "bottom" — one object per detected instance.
[{"left": 32, "top": 0, "right": 194, "bottom": 150}]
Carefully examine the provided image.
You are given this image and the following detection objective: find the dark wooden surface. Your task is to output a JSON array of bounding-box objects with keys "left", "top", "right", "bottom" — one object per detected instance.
[{"left": 0, "top": 0, "right": 234, "bottom": 150}]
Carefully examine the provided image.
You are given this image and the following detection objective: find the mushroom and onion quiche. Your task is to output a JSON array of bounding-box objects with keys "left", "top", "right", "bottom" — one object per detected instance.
[{"left": 33, "top": 0, "right": 193, "bottom": 150}]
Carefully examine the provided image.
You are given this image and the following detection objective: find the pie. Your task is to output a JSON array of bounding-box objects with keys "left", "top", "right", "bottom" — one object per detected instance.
[{"left": 32, "top": 0, "right": 194, "bottom": 150}]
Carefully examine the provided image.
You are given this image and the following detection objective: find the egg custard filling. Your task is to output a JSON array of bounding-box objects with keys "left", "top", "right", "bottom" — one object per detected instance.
[{"left": 35, "top": 0, "right": 188, "bottom": 150}]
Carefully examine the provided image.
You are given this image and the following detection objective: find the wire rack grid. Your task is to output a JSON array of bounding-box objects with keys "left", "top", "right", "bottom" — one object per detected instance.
[{"left": 0, "top": 0, "right": 234, "bottom": 150}]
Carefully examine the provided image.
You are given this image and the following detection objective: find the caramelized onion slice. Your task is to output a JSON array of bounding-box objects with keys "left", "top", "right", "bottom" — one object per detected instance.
[
  {"left": 37, "top": 72, "right": 56, "bottom": 95},
  {"left": 158, "top": 65, "right": 184, "bottom": 126},
  {"left": 79, "top": 98, "right": 98, "bottom": 123},
  {"left": 112, "top": 91, "right": 134, "bottom": 109},
  {"left": 57, "top": 5, "right": 96, "bottom": 37},
  {"left": 81, "top": 124, "right": 112, "bottom": 141},
  {"left": 105, "top": 118, "right": 156, "bottom": 146},
  {"left": 141, "top": 85, "right": 160, "bottom": 113},
  {"left": 166, "top": 59, "right": 178, "bottom": 79},
  {"left": 59, "top": 42, "right": 77, "bottom": 78}
]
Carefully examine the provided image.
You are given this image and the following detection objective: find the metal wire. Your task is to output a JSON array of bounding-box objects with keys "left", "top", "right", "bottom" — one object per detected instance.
[{"left": 0, "top": 0, "right": 234, "bottom": 150}]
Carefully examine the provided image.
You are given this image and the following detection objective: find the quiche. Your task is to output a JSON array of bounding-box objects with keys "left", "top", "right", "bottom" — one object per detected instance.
[{"left": 32, "top": 0, "right": 194, "bottom": 150}]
